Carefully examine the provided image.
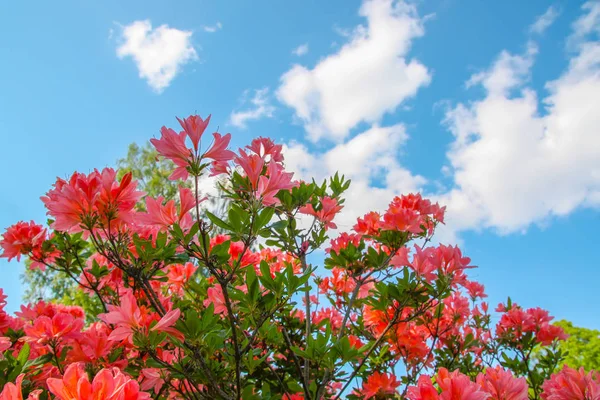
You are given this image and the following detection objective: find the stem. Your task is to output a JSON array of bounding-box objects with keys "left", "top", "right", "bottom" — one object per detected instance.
[
  {"left": 220, "top": 280, "right": 242, "bottom": 400},
  {"left": 299, "top": 253, "right": 311, "bottom": 390},
  {"left": 282, "top": 326, "right": 311, "bottom": 399},
  {"left": 333, "top": 307, "right": 402, "bottom": 400}
]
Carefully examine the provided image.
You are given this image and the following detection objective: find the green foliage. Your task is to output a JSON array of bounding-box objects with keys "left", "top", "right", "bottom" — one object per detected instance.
[
  {"left": 555, "top": 320, "right": 600, "bottom": 371},
  {"left": 117, "top": 142, "right": 188, "bottom": 202}
]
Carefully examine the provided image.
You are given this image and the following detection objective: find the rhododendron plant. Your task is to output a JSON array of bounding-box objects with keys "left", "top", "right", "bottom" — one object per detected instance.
[{"left": 0, "top": 113, "right": 594, "bottom": 399}]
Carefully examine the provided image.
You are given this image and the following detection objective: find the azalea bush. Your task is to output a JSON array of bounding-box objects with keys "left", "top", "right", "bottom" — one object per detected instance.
[{"left": 1, "top": 114, "right": 598, "bottom": 400}]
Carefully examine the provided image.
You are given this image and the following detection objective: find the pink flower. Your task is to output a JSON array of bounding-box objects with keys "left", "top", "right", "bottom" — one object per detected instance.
[
  {"left": 68, "top": 322, "right": 113, "bottom": 363},
  {"left": 204, "top": 285, "right": 227, "bottom": 315},
  {"left": 246, "top": 137, "right": 283, "bottom": 162},
  {"left": 256, "top": 162, "right": 295, "bottom": 206},
  {"left": 140, "top": 368, "right": 165, "bottom": 393},
  {"left": 150, "top": 127, "right": 191, "bottom": 180},
  {"left": 41, "top": 169, "right": 142, "bottom": 233},
  {"left": 0, "top": 374, "right": 42, "bottom": 400},
  {"left": 150, "top": 308, "right": 183, "bottom": 341},
  {"left": 235, "top": 149, "right": 265, "bottom": 189},
  {"left": 153, "top": 115, "right": 235, "bottom": 180},
  {"left": 176, "top": 114, "right": 211, "bottom": 151},
  {"left": 299, "top": 197, "right": 343, "bottom": 230},
  {"left": 464, "top": 281, "right": 487, "bottom": 300},
  {"left": 203, "top": 133, "right": 235, "bottom": 162},
  {"left": 98, "top": 290, "right": 144, "bottom": 344},
  {"left": 541, "top": 366, "right": 600, "bottom": 400},
  {"left": 0, "top": 336, "right": 11, "bottom": 352},
  {"left": 436, "top": 368, "right": 490, "bottom": 400},
  {"left": 477, "top": 366, "right": 528, "bottom": 400},
  {"left": 139, "top": 187, "right": 199, "bottom": 231},
  {"left": 23, "top": 312, "right": 84, "bottom": 345},
  {"left": 407, "top": 375, "right": 440, "bottom": 400},
  {"left": 495, "top": 305, "right": 567, "bottom": 345}
]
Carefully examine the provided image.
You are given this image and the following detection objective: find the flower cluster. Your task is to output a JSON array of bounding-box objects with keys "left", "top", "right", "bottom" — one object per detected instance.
[{"left": 0, "top": 114, "right": 587, "bottom": 400}]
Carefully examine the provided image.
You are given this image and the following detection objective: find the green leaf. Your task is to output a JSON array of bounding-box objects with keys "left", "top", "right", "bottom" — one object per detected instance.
[{"left": 206, "top": 211, "right": 232, "bottom": 231}]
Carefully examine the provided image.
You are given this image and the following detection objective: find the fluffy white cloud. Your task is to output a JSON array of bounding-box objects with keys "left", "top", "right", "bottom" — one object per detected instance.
[
  {"left": 292, "top": 43, "right": 309, "bottom": 56},
  {"left": 229, "top": 88, "right": 276, "bottom": 129},
  {"left": 204, "top": 22, "right": 223, "bottom": 33},
  {"left": 529, "top": 6, "right": 560, "bottom": 34},
  {"left": 116, "top": 20, "right": 198, "bottom": 93},
  {"left": 284, "top": 123, "right": 425, "bottom": 231},
  {"left": 440, "top": 1, "right": 600, "bottom": 234},
  {"left": 277, "top": 0, "right": 431, "bottom": 142}
]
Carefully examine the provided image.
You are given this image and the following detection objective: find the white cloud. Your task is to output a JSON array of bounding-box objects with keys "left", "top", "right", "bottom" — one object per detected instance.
[
  {"left": 292, "top": 43, "right": 309, "bottom": 56},
  {"left": 277, "top": 0, "right": 431, "bottom": 142},
  {"left": 204, "top": 22, "right": 223, "bottom": 33},
  {"left": 284, "top": 123, "right": 426, "bottom": 231},
  {"left": 440, "top": 1, "right": 600, "bottom": 234},
  {"left": 529, "top": 6, "right": 560, "bottom": 34},
  {"left": 229, "top": 88, "right": 276, "bottom": 129},
  {"left": 116, "top": 20, "right": 198, "bottom": 93}
]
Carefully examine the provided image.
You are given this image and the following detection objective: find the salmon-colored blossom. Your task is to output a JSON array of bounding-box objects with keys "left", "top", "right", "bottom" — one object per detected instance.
[
  {"left": 0, "top": 374, "right": 42, "bottom": 400},
  {"left": 139, "top": 187, "right": 199, "bottom": 231},
  {"left": 299, "top": 197, "right": 343, "bottom": 230},
  {"left": 203, "top": 132, "right": 235, "bottom": 162},
  {"left": 41, "top": 169, "right": 142, "bottom": 233},
  {"left": 139, "top": 368, "right": 165, "bottom": 393},
  {"left": 541, "top": 366, "right": 600, "bottom": 400},
  {"left": 407, "top": 375, "right": 440, "bottom": 400},
  {"left": 355, "top": 372, "right": 401, "bottom": 399},
  {"left": 0, "top": 221, "right": 55, "bottom": 270},
  {"left": 204, "top": 285, "right": 227, "bottom": 315},
  {"left": 246, "top": 137, "right": 284, "bottom": 162},
  {"left": 23, "top": 312, "right": 84, "bottom": 345},
  {"left": 47, "top": 363, "right": 150, "bottom": 400},
  {"left": 353, "top": 211, "right": 381, "bottom": 236},
  {"left": 496, "top": 304, "right": 567, "bottom": 345},
  {"left": 436, "top": 368, "right": 490, "bottom": 400},
  {"left": 0, "top": 336, "right": 11, "bottom": 352},
  {"left": 166, "top": 262, "right": 198, "bottom": 295},
  {"left": 476, "top": 366, "right": 528, "bottom": 400},
  {"left": 176, "top": 114, "right": 211, "bottom": 151},
  {"left": 235, "top": 149, "right": 265, "bottom": 189},
  {"left": 98, "top": 291, "right": 143, "bottom": 343},
  {"left": 256, "top": 162, "right": 295, "bottom": 206}
]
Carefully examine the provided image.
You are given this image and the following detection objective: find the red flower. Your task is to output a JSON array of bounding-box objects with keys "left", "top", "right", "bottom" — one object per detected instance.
[
  {"left": 0, "top": 221, "right": 49, "bottom": 266},
  {"left": 356, "top": 371, "right": 401, "bottom": 399}
]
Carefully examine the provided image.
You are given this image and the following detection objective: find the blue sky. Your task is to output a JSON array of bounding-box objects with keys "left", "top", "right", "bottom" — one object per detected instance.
[{"left": 1, "top": 0, "right": 599, "bottom": 329}]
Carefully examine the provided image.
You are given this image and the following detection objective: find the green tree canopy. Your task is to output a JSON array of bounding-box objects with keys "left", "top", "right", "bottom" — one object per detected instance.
[{"left": 555, "top": 320, "right": 600, "bottom": 371}]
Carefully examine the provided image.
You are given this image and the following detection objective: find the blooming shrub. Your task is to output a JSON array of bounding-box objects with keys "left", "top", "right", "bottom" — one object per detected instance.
[{"left": 0, "top": 113, "right": 595, "bottom": 399}]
